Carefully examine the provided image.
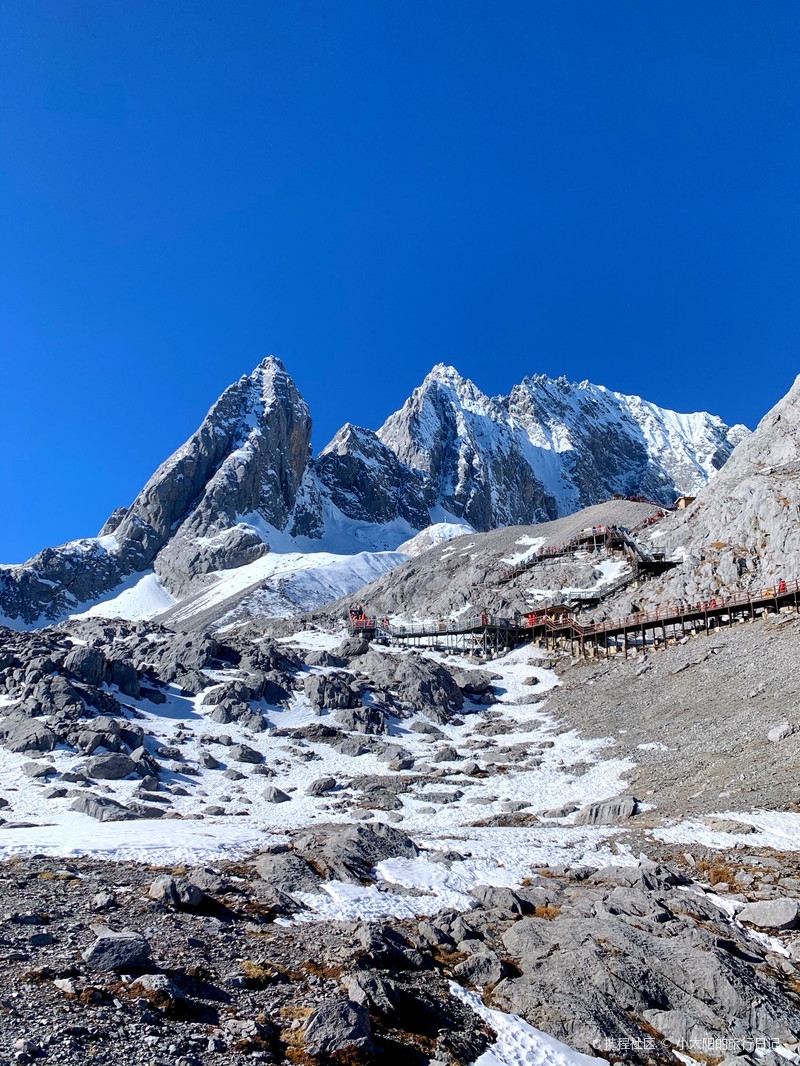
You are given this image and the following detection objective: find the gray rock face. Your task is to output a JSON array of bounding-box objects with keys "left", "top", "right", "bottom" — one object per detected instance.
[
  {"left": 70, "top": 794, "right": 133, "bottom": 822},
  {"left": 293, "top": 822, "right": 418, "bottom": 883},
  {"left": 229, "top": 743, "right": 263, "bottom": 764},
  {"left": 1, "top": 717, "right": 57, "bottom": 753},
  {"left": 304, "top": 999, "right": 372, "bottom": 1056},
  {"left": 313, "top": 423, "right": 433, "bottom": 532},
  {"left": 303, "top": 672, "right": 358, "bottom": 711},
  {"left": 334, "top": 704, "right": 389, "bottom": 734},
  {"left": 658, "top": 373, "right": 800, "bottom": 600},
  {"left": 306, "top": 776, "right": 337, "bottom": 797},
  {"left": 63, "top": 646, "right": 108, "bottom": 687},
  {"left": 453, "top": 948, "right": 505, "bottom": 987},
  {"left": 574, "top": 795, "right": 639, "bottom": 826},
  {"left": 377, "top": 365, "right": 746, "bottom": 531},
  {"left": 84, "top": 753, "right": 136, "bottom": 780},
  {"left": 82, "top": 929, "right": 151, "bottom": 971},
  {"left": 768, "top": 720, "right": 797, "bottom": 743},
  {"left": 497, "top": 885, "right": 800, "bottom": 1055},
  {"left": 737, "top": 898, "right": 799, "bottom": 931},
  {"left": 378, "top": 365, "right": 556, "bottom": 530},
  {"left": 358, "top": 649, "right": 464, "bottom": 723},
  {"left": 0, "top": 357, "right": 312, "bottom": 622},
  {"left": 254, "top": 851, "right": 322, "bottom": 894},
  {"left": 148, "top": 876, "right": 204, "bottom": 909}
]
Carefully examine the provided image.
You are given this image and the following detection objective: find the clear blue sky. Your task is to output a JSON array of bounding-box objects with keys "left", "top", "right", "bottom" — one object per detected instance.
[{"left": 2, "top": 2, "right": 798, "bottom": 563}]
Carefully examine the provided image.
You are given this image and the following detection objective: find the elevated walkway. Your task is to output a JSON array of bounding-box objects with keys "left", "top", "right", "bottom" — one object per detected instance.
[{"left": 351, "top": 580, "right": 800, "bottom": 660}]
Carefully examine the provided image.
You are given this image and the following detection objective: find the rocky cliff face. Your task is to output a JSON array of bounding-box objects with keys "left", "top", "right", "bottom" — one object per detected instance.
[
  {"left": 652, "top": 374, "right": 800, "bottom": 600},
  {"left": 379, "top": 365, "right": 748, "bottom": 525},
  {"left": 312, "top": 424, "right": 433, "bottom": 531},
  {"left": 378, "top": 365, "right": 558, "bottom": 529},
  {"left": 0, "top": 358, "right": 312, "bottom": 623},
  {"left": 0, "top": 357, "right": 749, "bottom": 627}
]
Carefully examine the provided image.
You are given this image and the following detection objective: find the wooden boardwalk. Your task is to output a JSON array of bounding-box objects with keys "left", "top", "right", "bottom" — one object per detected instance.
[
  {"left": 351, "top": 579, "right": 800, "bottom": 659},
  {"left": 496, "top": 519, "right": 675, "bottom": 587}
]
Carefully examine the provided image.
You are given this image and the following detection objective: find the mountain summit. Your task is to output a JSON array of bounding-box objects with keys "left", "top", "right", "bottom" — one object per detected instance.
[{"left": 0, "top": 358, "right": 747, "bottom": 626}]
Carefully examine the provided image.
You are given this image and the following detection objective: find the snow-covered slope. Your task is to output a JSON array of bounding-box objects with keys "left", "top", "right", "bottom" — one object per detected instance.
[{"left": 396, "top": 522, "right": 476, "bottom": 558}]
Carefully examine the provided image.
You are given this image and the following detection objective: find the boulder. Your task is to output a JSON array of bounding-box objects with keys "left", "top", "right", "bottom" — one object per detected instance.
[
  {"left": 738, "top": 898, "right": 799, "bottom": 931},
  {"left": 263, "top": 786, "right": 291, "bottom": 803},
  {"left": 304, "top": 999, "right": 372, "bottom": 1056},
  {"left": 768, "top": 720, "right": 797, "bottom": 743},
  {"left": 336, "top": 638, "right": 370, "bottom": 659},
  {"left": 294, "top": 822, "right": 418, "bottom": 884},
  {"left": 22, "top": 761, "right": 55, "bottom": 779},
  {"left": 63, "top": 646, "right": 108, "bottom": 687},
  {"left": 3, "top": 717, "right": 58, "bottom": 753},
  {"left": 82, "top": 929, "right": 151, "bottom": 971},
  {"left": 574, "top": 795, "right": 638, "bottom": 825},
  {"left": 304, "top": 672, "right": 359, "bottom": 711},
  {"left": 129, "top": 746, "right": 159, "bottom": 777},
  {"left": 254, "top": 851, "right": 323, "bottom": 893},
  {"left": 307, "top": 776, "right": 337, "bottom": 797},
  {"left": 85, "top": 753, "right": 137, "bottom": 780},
  {"left": 229, "top": 743, "right": 263, "bottom": 764},
  {"left": 70, "top": 794, "right": 133, "bottom": 822},
  {"left": 148, "top": 875, "right": 204, "bottom": 909},
  {"left": 334, "top": 704, "right": 389, "bottom": 734},
  {"left": 130, "top": 973, "right": 183, "bottom": 1000},
  {"left": 110, "top": 659, "right": 140, "bottom": 698},
  {"left": 453, "top": 949, "right": 505, "bottom": 987}
]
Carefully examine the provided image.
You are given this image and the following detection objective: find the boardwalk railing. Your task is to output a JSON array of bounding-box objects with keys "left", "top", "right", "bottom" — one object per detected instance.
[
  {"left": 351, "top": 578, "right": 800, "bottom": 658},
  {"left": 496, "top": 520, "right": 673, "bottom": 585}
]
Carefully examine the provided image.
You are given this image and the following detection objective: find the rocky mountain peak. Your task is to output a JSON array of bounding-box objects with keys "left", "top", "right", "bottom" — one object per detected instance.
[
  {"left": 0, "top": 354, "right": 755, "bottom": 627},
  {"left": 656, "top": 374, "right": 800, "bottom": 599}
]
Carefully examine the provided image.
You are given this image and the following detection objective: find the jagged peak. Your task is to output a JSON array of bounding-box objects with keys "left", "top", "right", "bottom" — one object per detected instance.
[
  {"left": 319, "top": 422, "right": 390, "bottom": 459},
  {"left": 424, "top": 363, "right": 469, "bottom": 386},
  {"left": 414, "top": 363, "right": 499, "bottom": 416},
  {"left": 252, "top": 354, "right": 287, "bottom": 375}
]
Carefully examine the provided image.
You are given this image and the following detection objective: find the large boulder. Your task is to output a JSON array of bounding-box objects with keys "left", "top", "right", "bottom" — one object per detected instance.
[
  {"left": 63, "top": 646, "right": 108, "bottom": 687},
  {"left": 71, "top": 794, "right": 133, "bottom": 822},
  {"left": 303, "top": 672, "right": 359, "bottom": 711},
  {"left": 304, "top": 999, "right": 372, "bottom": 1057},
  {"left": 148, "top": 875, "right": 204, "bottom": 909},
  {"left": 85, "top": 753, "right": 137, "bottom": 780},
  {"left": 294, "top": 822, "right": 418, "bottom": 884},
  {"left": 110, "top": 659, "right": 140, "bottom": 698},
  {"left": 358, "top": 650, "right": 463, "bottom": 722},
  {"left": 83, "top": 929, "right": 151, "bottom": 971},
  {"left": 334, "top": 705, "right": 389, "bottom": 735},
  {"left": 1, "top": 716, "right": 58, "bottom": 753},
  {"left": 738, "top": 898, "right": 799, "bottom": 931},
  {"left": 574, "top": 795, "right": 638, "bottom": 826},
  {"left": 254, "top": 851, "right": 323, "bottom": 894}
]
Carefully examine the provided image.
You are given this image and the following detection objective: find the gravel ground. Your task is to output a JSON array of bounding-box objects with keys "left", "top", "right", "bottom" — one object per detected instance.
[{"left": 546, "top": 609, "right": 800, "bottom": 822}]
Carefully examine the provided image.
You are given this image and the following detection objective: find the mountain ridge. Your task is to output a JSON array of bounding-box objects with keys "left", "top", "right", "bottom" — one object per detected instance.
[{"left": 0, "top": 356, "right": 748, "bottom": 627}]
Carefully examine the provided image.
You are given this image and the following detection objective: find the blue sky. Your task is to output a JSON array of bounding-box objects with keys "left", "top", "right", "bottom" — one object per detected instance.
[{"left": 1, "top": 1, "right": 798, "bottom": 563}]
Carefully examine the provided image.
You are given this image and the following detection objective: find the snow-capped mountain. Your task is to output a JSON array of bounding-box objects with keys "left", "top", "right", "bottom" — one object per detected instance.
[
  {"left": 0, "top": 356, "right": 748, "bottom": 627},
  {"left": 379, "top": 364, "right": 748, "bottom": 527}
]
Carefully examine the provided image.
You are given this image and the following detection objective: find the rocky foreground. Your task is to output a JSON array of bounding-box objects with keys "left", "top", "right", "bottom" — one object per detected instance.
[{"left": 3, "top": 823, "right": 800, "bottom": 1066}]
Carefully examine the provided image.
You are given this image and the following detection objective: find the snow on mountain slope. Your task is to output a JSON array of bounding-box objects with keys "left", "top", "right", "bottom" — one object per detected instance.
[
  {"left": 74, "top": 571, "right": 177, "bottom": 621},
  {"left": 396, "top": 522, "right": 476, "bottom": 557},
  {"left": 156, "top": 548, "right": 408, "bottom": 630}
]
